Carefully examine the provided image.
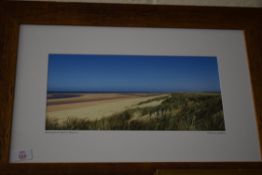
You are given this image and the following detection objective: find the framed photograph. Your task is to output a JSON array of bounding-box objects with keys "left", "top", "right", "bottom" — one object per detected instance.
[
  {"left": 0, "top": 1, "right": 262, "bottom": 174},
  {"left": 45, "top": 54, "right": 224, "bottom": 131}
]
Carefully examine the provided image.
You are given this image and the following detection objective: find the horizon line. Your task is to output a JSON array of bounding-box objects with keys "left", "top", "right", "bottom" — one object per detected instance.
[{"left": 47, "top": 90, "right": 221, "bottom": 93}]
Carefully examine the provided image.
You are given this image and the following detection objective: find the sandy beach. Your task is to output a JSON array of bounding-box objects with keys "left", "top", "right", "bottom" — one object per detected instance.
[{"left": 46, "top": 93, "right": 168, "bottom": 124}]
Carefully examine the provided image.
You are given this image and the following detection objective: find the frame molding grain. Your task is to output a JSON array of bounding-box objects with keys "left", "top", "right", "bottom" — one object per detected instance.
[{"left": 0, "top": 1, "right": 262, "bottom": 175}]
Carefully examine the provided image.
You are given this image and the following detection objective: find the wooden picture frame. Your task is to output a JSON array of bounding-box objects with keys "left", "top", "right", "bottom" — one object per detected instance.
[{"left": 0, "top": 1, "right": 262, "bottom": 174}]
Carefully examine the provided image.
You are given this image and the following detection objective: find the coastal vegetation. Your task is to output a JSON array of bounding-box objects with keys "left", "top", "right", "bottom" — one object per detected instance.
[{"left": 46, "top": 93, "right": 225, "bottom": 131}]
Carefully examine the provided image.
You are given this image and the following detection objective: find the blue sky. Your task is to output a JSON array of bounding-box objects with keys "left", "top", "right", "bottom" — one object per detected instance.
[{"left": 47, "top": 54, "right": 221, "bottom": 92}]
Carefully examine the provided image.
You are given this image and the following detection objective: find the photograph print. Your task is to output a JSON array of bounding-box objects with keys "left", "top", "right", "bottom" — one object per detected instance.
[{"left": 46, "top": 54, "right": 225, "bottom": 131}]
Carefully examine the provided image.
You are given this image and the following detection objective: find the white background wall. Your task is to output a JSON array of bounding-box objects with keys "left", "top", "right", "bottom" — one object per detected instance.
[{"left": 21, "top": 0, "right": 262, "bottom": 7}]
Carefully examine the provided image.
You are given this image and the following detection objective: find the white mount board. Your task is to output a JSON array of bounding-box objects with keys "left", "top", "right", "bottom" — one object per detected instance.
[{"left": 10, "top": 25, "right": 260, "bottom": 162}]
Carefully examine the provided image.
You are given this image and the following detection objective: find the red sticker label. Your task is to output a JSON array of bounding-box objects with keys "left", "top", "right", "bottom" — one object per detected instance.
[{"left": 18, "top": 150, "right": 27, "bottom": 160}]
